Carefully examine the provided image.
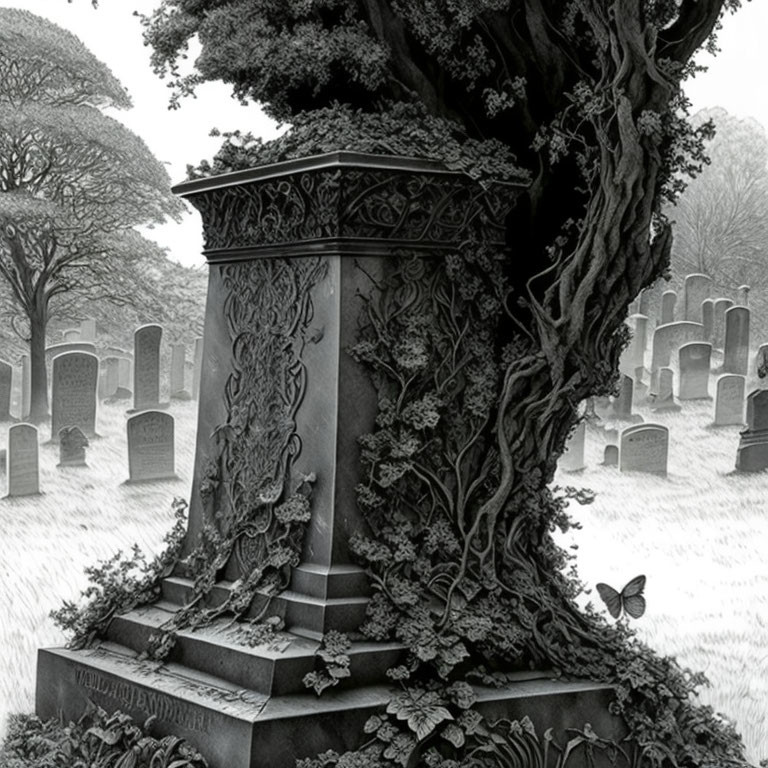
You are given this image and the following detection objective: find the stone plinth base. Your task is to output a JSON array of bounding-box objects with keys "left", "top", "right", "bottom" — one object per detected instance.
[{"left": 38, "top": 644, "right": 625, "bottom": 768}]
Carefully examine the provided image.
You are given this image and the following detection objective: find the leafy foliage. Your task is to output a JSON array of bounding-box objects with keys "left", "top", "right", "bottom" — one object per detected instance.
[
  {"left": 0, "top": 706, "right": 207, "bottom": 768},
  {"left": 51, "top": 498, "right": 188, "bottom": 649}
]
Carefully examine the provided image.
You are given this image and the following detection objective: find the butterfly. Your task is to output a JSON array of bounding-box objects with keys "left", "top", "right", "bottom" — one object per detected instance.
[{"left": 596, "top": 574, "right": 646, "bottom": 619}]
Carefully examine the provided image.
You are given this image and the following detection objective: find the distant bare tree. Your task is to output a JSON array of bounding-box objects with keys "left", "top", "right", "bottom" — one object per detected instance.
[{"left": 668, "top": 107, "right": 768, "bottom": 286}]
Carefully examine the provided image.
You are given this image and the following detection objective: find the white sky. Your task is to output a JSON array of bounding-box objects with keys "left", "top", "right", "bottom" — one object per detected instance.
[{"left": 3, "top": 0, "right": 767, "bottom": 268}]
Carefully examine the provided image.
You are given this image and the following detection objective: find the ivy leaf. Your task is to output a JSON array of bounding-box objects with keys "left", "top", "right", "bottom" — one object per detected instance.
[
  {"left": 382, "top": 734, "right": 417, "bottom": 767},
  {"left": 447, "top": 682, "right": 477, "bottom": 710},
  {"left": 364, "top": 715, "right": 382, "bottom": 734},
  {"left": 386, "top": 691, "right": 454, "bottom": 740},
  {"left": 441, "top": 723, "right": 465, "bottom": 749}
]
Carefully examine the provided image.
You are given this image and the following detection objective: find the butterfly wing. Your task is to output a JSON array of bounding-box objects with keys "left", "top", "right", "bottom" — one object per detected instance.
[
  {"left": 596, "top": 583, "right": 622, "bottom": 619},
  {"left": 622, "top": 594, "right": 646, "bottom": 619},
  {"left": 620, "top": 575, "right": 646, "bottom": 619}
]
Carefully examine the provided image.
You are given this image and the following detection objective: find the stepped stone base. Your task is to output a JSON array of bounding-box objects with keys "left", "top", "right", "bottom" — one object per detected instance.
[{"left": 37, "top": 643, "right": 625, "bottom": 768}]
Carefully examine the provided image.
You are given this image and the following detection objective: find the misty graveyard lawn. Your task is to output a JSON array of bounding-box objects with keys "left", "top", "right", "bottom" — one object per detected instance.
[
  {"left": 0, "top": 397, "right": 197, "bottom": 739},
  {"left": 0, "top": 394, "right": 765, "bottom": 766},
  {"left": 555, "top": 399, "right": 768, "bottom": 766}
]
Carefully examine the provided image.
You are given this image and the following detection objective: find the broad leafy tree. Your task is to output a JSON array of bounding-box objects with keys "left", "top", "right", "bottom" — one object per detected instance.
[
  {"left": 668, "top": 107, "right": 768, "bottom": 287},
  {"left": 0, "top": 9, "right": 184, "bottom": 422},
  {"left": 74, "top": 1, "right": 753, "bottom": 765}
]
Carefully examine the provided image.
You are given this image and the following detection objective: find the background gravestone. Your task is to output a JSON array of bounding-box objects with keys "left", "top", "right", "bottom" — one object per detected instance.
[
  {"left": 559, "top": 421, "right": 586, "bottom": 472},
  {"left": 99, "top": 356, "right": 120, "bottom": 399},
  {"left": 650, "top": 321, "right": 705, "bottom": 378},
  {"left": 192, "top": 337, "right": 203, "bottom": 400},
  {"left": 660, "top": 290, "right": 676, "bottom": 325},
  {"left": 723, "top": 306, "right": 750, "bottom": 375},
  {"left": 117, "top": 357, "right": 132, "bottom": 398},
  {"left": 678, "top": 342, "right": 712, "bottom": 400},
  {"left": 0, "top": 360, "right": 12, "bottom": 421},
  {"left": 62, "top": 328, "right": 80, "bottom": 343},
  {"left": 170, "top": 343, "right": 188, "bottom": 399},
  {"left": 651, "top": 367, "right": 681, "bottom": 412},
  {"left": 51, "top": 352, "right": 99, "bottom": 441},
  {"left": 602, "top": 444, "right": 618, "bottom": 467},
  {"left": 620, "top": 423, "right": 669, "bottom": 476},
  {"left": 21, "top": 354, "right": 30, "bottom": 420},
  {"left": 713, "top": 375, "right": 745, "bottom": 427},
  {"left": 610, "top": 374, "right": 635, "bottom": 420},
  {"left": 632, "top": 366, "right": 649, "bottom": 405},
  {"left": 45, "top": 341, "right": 97, "bottom": 366},
  {"left": 738, "top": 284, "right": 750, "bottom": 307},
  {"left": 58, "top": 426, "right": 89, "bottom": 468},
  {"left": 701, "top": 299, "right": 714, "bottom": 343},
  {"left": 7, "top": 423, "right": 39, "bottom": 497},
  {"left": 126, "top": 410, "right": 176, "bottom": 483},
  {"left": 736, "top": 389, "right": 768, "bottom": 472},
  {"left": 712, "top": 298, "right": 734, "bottom": 350},
  {"left": 621, "top": 314, "right": 648, "bottom": 374},
  {"left": 80, "top": 318, "right": 96, "bottom": 342},
  {"left": 133, "top": 324, "right": 163, "bottom": 410},
  {"left": 683, "top": 273, "right": 712, "bottom": 323}
]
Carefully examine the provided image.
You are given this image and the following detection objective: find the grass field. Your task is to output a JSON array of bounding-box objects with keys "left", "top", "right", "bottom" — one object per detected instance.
[
  {"left": 0, "top": 397, "right": 198, "bottom": 739},
  {"left": 555, "top": 397, "right": 768, "bottom": 766},
  {"left": 0, "top": 386, "right": 765, "bottom": 766}
]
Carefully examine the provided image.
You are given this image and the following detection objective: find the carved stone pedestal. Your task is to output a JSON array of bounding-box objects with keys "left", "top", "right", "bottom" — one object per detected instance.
[{"left": 37, "top": 153, "right": 624, "bottom": 766}]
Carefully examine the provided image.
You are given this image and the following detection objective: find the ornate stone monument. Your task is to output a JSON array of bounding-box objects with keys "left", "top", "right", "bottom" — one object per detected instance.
[{"left": 36, "top": 153, "right": 624, "bottom": 766}]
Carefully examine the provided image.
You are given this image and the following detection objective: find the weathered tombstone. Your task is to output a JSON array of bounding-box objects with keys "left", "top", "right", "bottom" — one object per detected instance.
[
  {"left": 58, "top": 426, "right": 89, "bottom": 468},
  {"left": 736, "top": 389, "right": 768, "bottom": 472},
  {"left": 678, "top": 342, "right": 712, "bottom": 400},
  {"left": 738, "top": 284, "right": 750, "bottom": 307},
  {"left": 650, "top": 367, "right": 681, "bottom": 413},
  {"left": 620, "top": 423, "right": 669, "bottom": 476},
  {"left": 133, "top": 324, "right": 162, "bottom": 410},
  {"left": 713, "top": 374, "right": 745, "bottom": 427},
  {"left": 628, "top": 297, "right": 640, "bottom": 315},
  {"left": 0, "top": 360, "right": 12, "bottom": 421},
  {"left": 610, "top": 374, "right": 634, "bottom": 420},
  {"left": 560, "top": 421, "right": 586, "bottom": 472},
  {"left": 723, "top": 306, "right": 750, "bottom": 375},
  {"left": 99, "top": 356, "right": 120, "bottom": 399},
  {"left": 21, "top": 354, "right": 30, "bottom": 420},
  {"left": 80, "top": 318, "right": 96, "bottom": 342},
  {"left": 650, "top": 321, "right": 705, "bottom": 376},
  {"left": 683, "top": 273, "right": 711, "bottom": 322},
  {"left": 170, "top": 343, "right": 188, "bottom": 399},
  {"left": 712, "top": 297, "right": 734, "bottom": 350},
  {"left": 632, "top": 366, "right": 649, "bottom": 405},
  {"left": 660, "top": 290, "right": 676, "bottom": 325},
  {"left": 7, "top": 423, "right": 39, "bottom": 496},
  {"left": 602, "top": 444, "right": 619, "bottom": 467},
  {"left": 701, "top": 299, "right": 714, "bottom": 343},
  {"left": 45, "top": 341, "right": 97, "bottom": 366},
  {"left": 126, "top": 410, "right": 176, "bottom": 483},
  {"left": 37, "top": 153, "right": 625, "bottom": 766},
  {"left": 50, "top": 352, "right": 99, "bottom": 440},
  {"left": 621, "top": 314, "right": 648, "bottom": 374},
  {"left": 192, "top": 336, "right": 203, "bottom": 400},
  {"left": 602, "top": 427, "right": 619, "bottom": 445},
  {"left": 116, "top": 357, "right": 133, "bottom": 399},
  {"left": 62, "top": 328, "right": 81, "bottom": 343}
]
